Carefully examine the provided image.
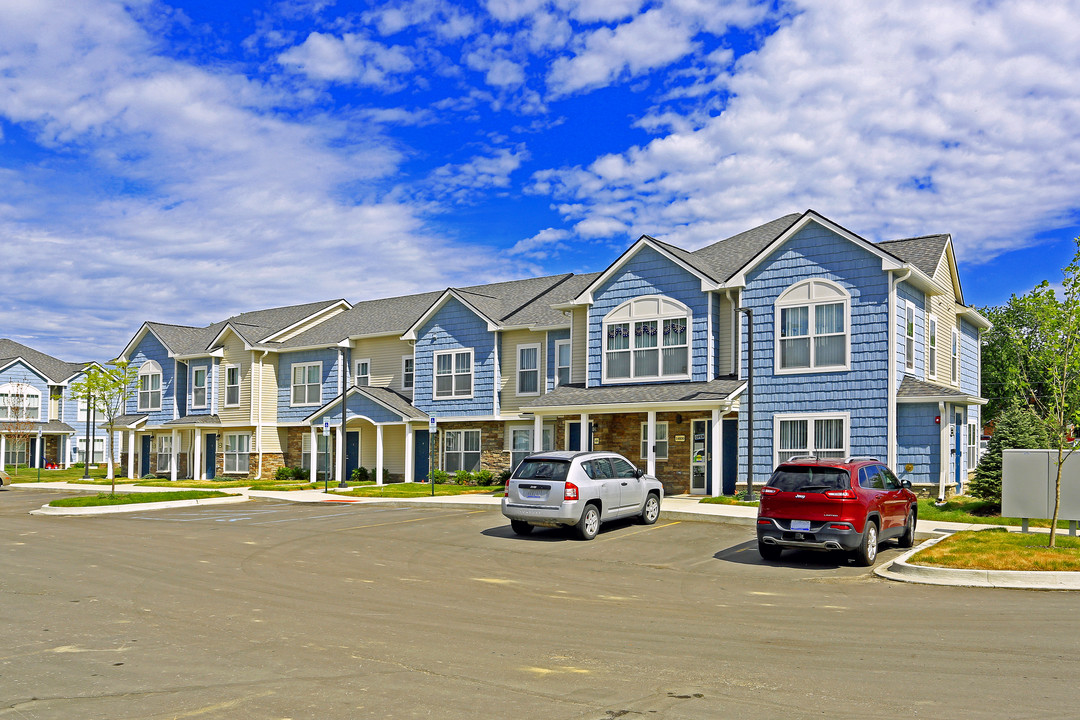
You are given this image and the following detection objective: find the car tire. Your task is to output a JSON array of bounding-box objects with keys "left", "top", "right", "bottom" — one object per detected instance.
[
  {"left": 854, "top": 519, "right": 878, "bottom": 566},
  {"left": 510, "top": 520, "right": 534, "bottom": 536},
  {"left": 897, "top": 510, "right": 916, "bottom": 548},
  {"left": 640, "top": 493, "right": 660, "bottom": 525},
  {"left": 576, "top": 503, "right": 600, "bottom": 541},
  {"left": 758, "top": 540, "right": 783, "bottom": 561}
]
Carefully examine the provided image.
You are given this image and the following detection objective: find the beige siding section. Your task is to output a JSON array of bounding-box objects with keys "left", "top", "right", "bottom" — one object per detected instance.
[
  {"left": 716, "top": 293, "right": 734, "bottom": 376},
  {"left": 258, "top": 354, "right": 279, "bottom": 424},
  {"left": 356, "top": 336, "right": 414, "bottom": 390},
  {"left": 499, "top": 328, "right": 545, "bottom": 414},
  {"left": 217, "top": 332, "right": 251, "bottom": 423},
  {"left": 572, "top": 307, "right": 588, "bottom": 384},
  {"left": 358, "top": 423, "right": 406, "bottom": 473},
  {"left": 929, "top": 256, "right": 958, "bottom": 383},
  {"left": 259, "top": 424, "right": 283, "bottom": 454}
]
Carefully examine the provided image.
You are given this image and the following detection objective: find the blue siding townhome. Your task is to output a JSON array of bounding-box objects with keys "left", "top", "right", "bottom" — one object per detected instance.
[{"left": 0, "top": 339, "right": 112, "bottom": 471}]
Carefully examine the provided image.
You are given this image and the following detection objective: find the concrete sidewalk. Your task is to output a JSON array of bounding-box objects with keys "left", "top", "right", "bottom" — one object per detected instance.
[{"left": 11, "top": 480, "right": 1078, "bottom": 589}]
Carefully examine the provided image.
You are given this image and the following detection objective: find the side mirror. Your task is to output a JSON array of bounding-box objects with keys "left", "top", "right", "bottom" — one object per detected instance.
[
  {"left": 900, "top": 479, "right": 912, "bottom": 490},
  {"left": 634, "top": 468, "right": 645, "bottom": 478}
]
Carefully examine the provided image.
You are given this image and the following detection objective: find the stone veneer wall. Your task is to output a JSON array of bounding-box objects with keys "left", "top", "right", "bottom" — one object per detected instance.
[{"left": 591, "top": 411, "right": 695, "bottom": 495}]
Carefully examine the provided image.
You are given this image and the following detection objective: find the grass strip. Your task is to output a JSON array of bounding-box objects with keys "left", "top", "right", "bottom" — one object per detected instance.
[
  {"left": 332, "top": 482, "right": 502, "bottom": 498},
  {"left": 909, "top": 528, "right": 1080, "bottom": 571},
  {"left": 49, "top": 490, "right": 234, "bottom": 507}
]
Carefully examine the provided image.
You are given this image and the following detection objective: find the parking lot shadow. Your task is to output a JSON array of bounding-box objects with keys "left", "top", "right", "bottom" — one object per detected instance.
[
  {"left": 714, "top": 540, "right": 859, "bottom": 569},
  {"left": 481, "top": 517, "right": 639, "bottom": 542}
]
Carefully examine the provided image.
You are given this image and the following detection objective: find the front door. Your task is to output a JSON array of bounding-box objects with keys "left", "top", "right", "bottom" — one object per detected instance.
[
  {"left": 141, "top": 435, "right": 152, "bottom": 477},
  {"left": 690, "top": 419, "right": 710, "bottom": 495},
  {"left": 414, "top": 430, "right": 429, "bottom": 482},
  {"left": 954, "top": 411, "right": 964, "bottom": 492},
  {"left": 345, "top": 431, "right": 360, "bottom": 482},
  {"left": 204, "top": 433, "right": 216, "bottom": 480},
  {"left": 722, "top": 418, "right": 738, "bottom": 495},
  {"left": 567, "top": 422, "right": 593, "bottom": 451}
]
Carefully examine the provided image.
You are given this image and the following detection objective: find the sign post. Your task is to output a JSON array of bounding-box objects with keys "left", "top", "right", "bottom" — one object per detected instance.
[
  {"left": 322, "top": 420, "right": 330, "bottom": 493},
  {"left": 428, "top": 416, "right": 436, "bottom": 496}
]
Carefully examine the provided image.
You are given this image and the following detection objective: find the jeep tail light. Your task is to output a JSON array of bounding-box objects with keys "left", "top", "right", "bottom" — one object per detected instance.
[
  {"left": 564, "top": 481, "right": 579, "bottom": 501},
  {"left": 828, "top": 524, "right": 849, "bottom": 530},
  {"left": 757, "top": 518, "right": 772, "bottom": 525},
  {"left": 824, "top": 489, "right": 857, "bottom": 500},
  {"left": 761, "top": 486, "right": 779, "bottom": 495},
  {"left": 504, "top": 481, "right": 509, "bottom": 498}
]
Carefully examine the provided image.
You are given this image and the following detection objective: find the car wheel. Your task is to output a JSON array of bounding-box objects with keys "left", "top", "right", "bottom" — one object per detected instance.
[
  {"left": 576, "top": 503, "right": 600, "bottom": 540},
  {"left": 854, "top": 519, "right": 878, "bottom": 566},
  {"left": 510, "top": 520, "right": 534, "bottom": 536},
  {"left": 640, "top": 493, "right": 660, "bottom": 525},
  {"left": 897, "top": 510, "right": 916, "bottom": 548},
  {"left": 758, "top": 540, "right": 783, "bottom": 561}
]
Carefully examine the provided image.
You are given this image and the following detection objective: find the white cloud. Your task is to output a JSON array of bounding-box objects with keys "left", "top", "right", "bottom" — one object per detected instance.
[
  {"left": 429, "top": 145, "right": 531, "bottom": 200},
  {"left": 508, "top": 227, "right": 571, "bottom": 258},
  {"left": 533, "top": 0, "right": 1080, "bottom": 260},
  {"left": 277, "top": 31, "right": 414, "bottom": 87}
]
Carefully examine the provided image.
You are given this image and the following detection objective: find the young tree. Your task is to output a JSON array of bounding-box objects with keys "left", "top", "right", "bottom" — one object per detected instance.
[
  {"left": 69, "top": 361, "right": 138, "bottom": 494},
  {"left": 1009, "top": 238, "right": 1080, "bottom": 548},
  {"left": 0, "top": 382, "right": 39, "bottom": 476}
]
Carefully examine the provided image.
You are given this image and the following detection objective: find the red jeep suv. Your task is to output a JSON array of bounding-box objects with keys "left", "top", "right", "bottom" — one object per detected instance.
[{"left": 756, "top": 456, "right": 918, "bottom": 566}]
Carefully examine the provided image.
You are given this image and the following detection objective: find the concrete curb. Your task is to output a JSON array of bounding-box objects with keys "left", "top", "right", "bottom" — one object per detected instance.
[
  {"left": 30, "top": 495, "right": 249, "bottom": 516},
  {"left": 875, "top": 534, "right": 1080, "bottom": 590}
]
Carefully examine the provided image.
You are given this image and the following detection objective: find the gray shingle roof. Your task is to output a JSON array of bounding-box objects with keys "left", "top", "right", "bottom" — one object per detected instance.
[
  {"left": 223, "top": 299, "right": 347, "bottom": 346},
  {"left": 897, "top": 376, "right": 980, "bottom": 401},
  {"left": 454, "top": 273, "right": 573, "bottom": 323},
  {"left": 523, "top": 378, "right": 746, "bottom": 409},
  {"left": 277, "top": 290, "right": 444, "bottom": 348},
  {"left": 145, "top": 322, "right": 215, "bottom": 356},
  {"left": 690, "top": 214, "right": 803, "bottom": 281},
  {"left": 163, "top": 414, "right": 222, "bottom": 426},
  {"left": 111, "top": 414, "right": 149, "bottom": 427},
  {"left": 876, "top": 235, "right": 949, "bottom": 277},
  {"left": 500, "top": 273, "right": 600, "bottom": 327},
  {"left": 0, "top": 339, "right": 89, "bottom": 383},
  {"left": 355, "top": 386, "right": 427, "bottom": 420},
  {"left": 35, "top": 420, "right": 76, "bottom": 433}
]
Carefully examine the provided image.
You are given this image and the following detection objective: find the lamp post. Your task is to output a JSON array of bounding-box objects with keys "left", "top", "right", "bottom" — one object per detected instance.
[{"left": 737, "top": 306, "right": 755, "bottom": 501}]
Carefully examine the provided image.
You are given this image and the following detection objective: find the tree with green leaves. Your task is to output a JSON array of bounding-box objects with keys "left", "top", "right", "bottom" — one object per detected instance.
[
  {"left": 969, "top": 399, "right": 1048, "bottom": 505},
  {"left": 0, "top": 382, "right": 38, "bottom": 475},
  {"left": 1005, "top": 238, "right": 1080, "bottom": 548},
  {"left": 69, "top": 360, "right": 138, "bottom": 494}
]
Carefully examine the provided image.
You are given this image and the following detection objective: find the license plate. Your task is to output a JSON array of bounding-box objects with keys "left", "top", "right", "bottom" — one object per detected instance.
[
  {"left": 521, "top": 490, "right": 546, "bottom": 500},
  {"left": 790, "top": 520, "right": 811, "bottom": 532}
]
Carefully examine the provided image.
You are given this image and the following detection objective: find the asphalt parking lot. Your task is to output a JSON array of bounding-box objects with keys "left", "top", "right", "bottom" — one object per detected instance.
[{"left": 3, "top": 488, "right": 1079, "bottom": 719}]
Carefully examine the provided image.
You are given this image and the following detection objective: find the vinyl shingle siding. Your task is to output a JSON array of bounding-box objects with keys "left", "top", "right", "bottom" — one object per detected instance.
[
  {"left": 277, "top": 349, "right": 340, "bottom": 423},
  {"left": 127, "top": 333, "right": 174, "bottom": 424},
  {"left": 413, "top": 297, "right": 495, "bottom": 416},
  {"left": 897, "top": 403, "right": 940, "bottom": 485}
]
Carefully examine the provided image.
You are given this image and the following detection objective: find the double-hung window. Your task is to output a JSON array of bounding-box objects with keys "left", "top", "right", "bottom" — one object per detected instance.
[
  {"left": 904, "top": 302, "right": 915, "bottom": 372},
  {"left": 225, "top": 365, "right": 241, "bottom": 407},
  {"left": 156, "top": 435, "right": 172, "bottom": 474},
  {"left": 0, "top": 383, "right": 40, "bottom": 421},
  {"left": 775, "top": 413, "right": 848, "bottom": 465},
  {"left": 77, "top": 438, "right": 105, "bottom": 464},
  {"left": 509, "top": 425, "right": 553, "bottom": 471},
  {"left": 302, "top": 432, "right": 331, "bottom": 474},
  {"left": 443, "top": 429, "right": 481, "bottom": 472},
  {"left": 434, "top": 350, "right": 472, "bottom": 399},
  {"left": 640, "top": 422, "right": 669, "bottom": 460},
  {"left": 355, "top": 359, "right": 370, "bottom": 387},
  {"left": 951, "top": 329, "right": 960, "bottom": 385},
  {"left": 927, "top": 315, "right": 938, "bottom": 379},
  {"left": 967, "top": 422, "right": 978, "bottom": 471},
  {"left": 291, "top": 362, "right": 320, "bottom": 406},
  {"left": 224, "top": 432, "right": 251, "bottom": 474},
  {"left": 137, "top": 362, "right": 162, "bottom": 411},
  {"left": 603, "top": 296, "right": 690, "bottom": 382},
  {"left": 775, "top": 280, "right": 850, "bottom": 373},
  {"left": 517, "top": 344, "right": 540, "bottom": 396},
  {"left": 192, "top": 367, "right": 207, "bottom": 409},
  {"left": 5, "top": 439, "right": 27, "bottom": 465},
  {"left": 402, "top": 356, "right": 414, "bottom": 390},
  {"left": 555, "top": 340, "right": 571, "bottom": 387}
]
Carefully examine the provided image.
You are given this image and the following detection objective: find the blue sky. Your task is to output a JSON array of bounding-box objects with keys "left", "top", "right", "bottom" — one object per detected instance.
[{"left": 1, "top": 0, "right": 1079, "bottom": 360}]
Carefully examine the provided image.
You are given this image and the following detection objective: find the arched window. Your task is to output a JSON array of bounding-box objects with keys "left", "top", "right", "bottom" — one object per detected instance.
[
  {"left": 775, "top": 279, "right": 850, "bottom": 372},
  {"left": 0, "top": 382, "right": 41, "bottom": 421},
  {"left": 138, "top": 360, "right": 163, "bottom": 411},
  {"left": 603, "top": 296, "right": 691, "bottom": 382}
]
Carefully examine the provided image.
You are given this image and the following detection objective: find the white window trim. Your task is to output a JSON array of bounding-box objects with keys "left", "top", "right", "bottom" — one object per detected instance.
[
  {"left": 773, "top": 279, "right": 852, "bottom": 375},
  {"left": 554, "top": 339, "right": 571, "bottom": 388},
  {"left": 156, "top": 435, "right": 173, "bottom": 473},
  {"left": 951, "top": 328, "right": 960, "bottom": 386},
  {"left": 772, "top": 412, "right": 851, "bottom": 467},
  {"left": 137, "top": 361, "right": 163, "bottom": 412},
  {"left": 433, "top": 349, "right": 474, "bottom": 401},
  {"left": 289, "top": 361, "right": 321, "bottom": 407},
  {"left": 402, "top": 355, "right": 414, "bottom": 390},
  {"left": 191, "top": 366, "right": 208, "bottom": 410},
  {"left": 224, "top": 364, "right": 242, "bottom": 408},
  {"left": 223, "top": 431, "right": 251, "bottom": 474},
  {"left": 77, "top": 437, "right": 106, "bottom": 464},
  {"left": 967, "top": 420, "right": 978, "bottom": 472},
  {"left": 927, "top": 314, "right": 938, "bottom": 380},
  {"left": 354, "top": 359, "right": 371, "bottom": 387},
  {"left": 0, "top": 383, "right": 42, "bottom": 422},
  {"left": 903, "top": 300, "right": 915, "bottom": 372},
  {"left": 601, "top": 295, "right": 692, "bottom": 384},
  {"left": 442, "top": 428, "right": 481, "bottom": 471},
  {"left": 640, "top": 421, "right": 669, "bottom": 461},
  {"left": 516, "top": 343, "right": 541, "bottom": 397}
]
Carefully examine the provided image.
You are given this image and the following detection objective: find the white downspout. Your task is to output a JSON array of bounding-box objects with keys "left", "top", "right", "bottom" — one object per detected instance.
[
  {"left": 888, "top": 268, "right": 911, "bottom": 469},
  {"left": 938, "top": 401, "right": 948, "bottom": 501},
  {"left": 254, "top": 350, "right": 269, "bottom": 479}
]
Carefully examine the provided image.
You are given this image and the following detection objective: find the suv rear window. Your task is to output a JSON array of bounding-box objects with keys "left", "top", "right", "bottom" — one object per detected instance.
[
  {"left": 766, "top": 466, "right": 850, "bottom": 493},
  {"left": 513, "top": 459, "right": 569, "bottom": 482}
]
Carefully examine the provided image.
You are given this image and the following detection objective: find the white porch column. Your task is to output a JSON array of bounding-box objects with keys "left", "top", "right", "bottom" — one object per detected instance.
[
  {"left": 0, "top": 434, "right": 6, "bottom": 472},
  {"left": 127, "top": 430, "right": 136, "bottom": 479},
  {"left": 336, "top": 422, "right": 345, "bottom": 485},
  {"left": 533, "top": 414, "right": 543, "bottom": 451},
  {"left": 646, "top": 410, "right": 657, "bottom": 478},
  {"left": 170, "top": 428, "right": 178, "bottom": 482},
  {"left": 404, "top": 423, "right": 414, "bottom": 484},
  {"left": 711, "top": 408, "right": 722, "bottom": 497},
  {"left": 309, "top": 426, "right": 318, "bottom": 483},
  {"left": 579, "top": 413, "right": 589, "bottom": 451},
  {"left": 193, "top": 428, "right": 202, "bottom": 481},
  {"left": 63, "top": 434, "right": 71, "bottom": 469},
  {"left": 376, "top": 424, "right": 385, "bottom": 485}
]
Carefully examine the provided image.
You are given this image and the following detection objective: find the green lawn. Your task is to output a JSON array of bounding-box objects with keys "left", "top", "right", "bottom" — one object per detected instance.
[
  {"left": 6, "top": 465, "right": 113, "bottom": 483},
  {"left": 332, "top": 482, "right": 503, "bottom": 498},
  {"left": 909, "top": 528, "right": 1080, "bottom": 571},
  {"left": 699, "top": 494, "right": 759, "bottom": 507},
  {"left": 49, "top": 490, "right": 234, "bottom": 507}
]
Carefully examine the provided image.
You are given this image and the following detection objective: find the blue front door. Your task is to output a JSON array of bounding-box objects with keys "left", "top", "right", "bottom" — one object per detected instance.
[
  {"left": 722, "top": 418, "right": 739, "bottom": 495},
  {"left": 567, "top": 422, "right": 593, "bottom": 451},
  {"left": 345, "top": 431, "right": 360, "bottom": 481},
  {"left": 205, "top": 433, "right": 216, "bottom": 480},
  {"left": 141, "top": 435, "right": 151, "bottom": 477},
  {"left": 955, "top": 411, "right": 964, "bottom": 492},
  {"left": 414, "top": 430, "right": 429, "bottom": 481}
]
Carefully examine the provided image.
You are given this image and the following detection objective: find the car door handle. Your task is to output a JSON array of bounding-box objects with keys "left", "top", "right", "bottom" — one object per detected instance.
[{"left": 621, "top": 482, "right": 628, "bottom": 486}]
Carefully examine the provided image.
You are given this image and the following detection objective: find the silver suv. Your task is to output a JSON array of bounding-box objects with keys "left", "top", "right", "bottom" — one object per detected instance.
[{"left": 501, "top": 451, "right": 664, "bottom": 540}]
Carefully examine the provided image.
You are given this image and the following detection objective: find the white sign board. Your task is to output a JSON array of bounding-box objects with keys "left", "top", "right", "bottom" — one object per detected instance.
[
  {"left": 322, "top": 420, "right": 330, "bottom": 434},
  {"left": 428, "top": 416, "right": 437, "bottom": 434}
]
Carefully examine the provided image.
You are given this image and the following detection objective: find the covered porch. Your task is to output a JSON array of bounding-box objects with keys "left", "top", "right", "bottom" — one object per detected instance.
[
  {"left": 0, "top": 420, "right": 77, "bottom": 471},
  {"left": 521, "top": 379, "right": 745, "bottom": 496}
]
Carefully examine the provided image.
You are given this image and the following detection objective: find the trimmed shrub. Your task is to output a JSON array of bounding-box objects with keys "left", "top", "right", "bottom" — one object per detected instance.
[
  {"left": 352, "top": 466, "right": 370, "bottom": 482},
  {"left": 474, "top": 469, "right": 495, "bottom": 486},
  {"left": 454, "top": 470, "right": 474, "bottom": 485},
  {"left": 428, "top": 469, "right": 450, "bottom": 484},
  {"left": 498, "top": 468, "right": 513, "bottom": 485},
  {"left": 274, "top": 466, "right": 293, "bottom": 482}
]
